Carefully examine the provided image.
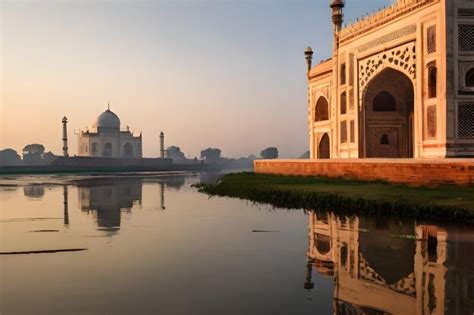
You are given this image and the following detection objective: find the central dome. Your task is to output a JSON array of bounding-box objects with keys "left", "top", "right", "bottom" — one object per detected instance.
[{"left": 95, "top": 109, "right": 120, "bottom": 129}]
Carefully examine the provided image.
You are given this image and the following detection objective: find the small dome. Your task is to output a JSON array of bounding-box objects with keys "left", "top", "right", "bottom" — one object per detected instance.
[{"left": 95, "top": 109, "right": 120, "bottom": 129}]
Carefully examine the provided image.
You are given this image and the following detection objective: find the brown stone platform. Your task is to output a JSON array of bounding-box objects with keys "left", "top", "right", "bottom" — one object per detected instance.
[{"left": 254, "top": 159, "right": 474, "bottom": 186}]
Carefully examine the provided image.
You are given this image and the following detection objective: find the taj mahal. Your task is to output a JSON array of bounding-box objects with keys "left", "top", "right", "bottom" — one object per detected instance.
[
  {"left": 56, "top": 103, "right": 173, "bottom": 170},
  {"left": 305, "top": 0, "right": 474, "bottom": 159},
  {"left": 76, "top": 105, "right": 143, "bottom": 158}
]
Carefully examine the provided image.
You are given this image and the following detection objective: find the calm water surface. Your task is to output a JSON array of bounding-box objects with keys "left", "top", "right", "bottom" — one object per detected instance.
[{"left": 0, "top": 173, "right": 473, "bottom": 314}]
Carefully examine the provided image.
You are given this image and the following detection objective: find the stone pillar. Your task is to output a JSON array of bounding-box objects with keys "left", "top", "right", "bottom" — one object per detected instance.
[
  {"left": 160, "top": 131, "right": 165, "bottom": 158},
  {"left": 62, "top": 116, "right": 69, "bottom": 157}
]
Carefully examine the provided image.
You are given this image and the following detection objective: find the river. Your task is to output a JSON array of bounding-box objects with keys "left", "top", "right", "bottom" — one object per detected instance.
[{"left": 1, "top": 172, "right": 473, "bottom": 314}]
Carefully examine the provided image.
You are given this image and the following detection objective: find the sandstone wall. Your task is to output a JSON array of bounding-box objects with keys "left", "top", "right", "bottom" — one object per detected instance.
[{"left": 254, "top": 159, "right": 474, "bottom": 186}]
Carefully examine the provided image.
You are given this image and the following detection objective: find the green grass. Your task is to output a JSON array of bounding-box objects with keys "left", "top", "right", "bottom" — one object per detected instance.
[{"left": 194, "top": 172, "right": 474, "bottom": 222}]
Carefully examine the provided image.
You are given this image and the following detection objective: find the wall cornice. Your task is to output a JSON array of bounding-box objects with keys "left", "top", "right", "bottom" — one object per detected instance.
[{"left": 339, "top": 0, "right": 438, "bottom": 44}]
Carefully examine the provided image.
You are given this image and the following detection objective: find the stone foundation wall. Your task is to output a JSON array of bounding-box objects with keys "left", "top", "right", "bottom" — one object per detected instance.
[
  {"left": 52, "top": 156, "right": 172, "bottom": 168},
  {"left": 254, "top": 159, "right": 474, "bottom": 186}
]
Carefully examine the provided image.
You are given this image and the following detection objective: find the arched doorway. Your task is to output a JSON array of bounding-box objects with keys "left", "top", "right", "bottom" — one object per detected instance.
[
  {"left": 103, "top": 143, "right": 112, "bottom": 157},
  {"left": 124, "top": 143, "right": 134, "bottom": 158},
  {"left": 315, "top": 97, "right": 329, "bottom": 122},
  {"left": 318, "top": 133, "right": 330, "bottom": 159},
  {"left": 362, "top": 68, "right": 414, "bottom": 158}
]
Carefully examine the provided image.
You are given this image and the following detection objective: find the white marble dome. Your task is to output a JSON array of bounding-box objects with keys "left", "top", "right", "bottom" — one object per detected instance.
[{"left": 95, "top": 109, "right": 120, "bottom": 129}]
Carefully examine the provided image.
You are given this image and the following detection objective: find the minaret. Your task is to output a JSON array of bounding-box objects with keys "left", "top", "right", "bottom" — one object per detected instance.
[
  {"left": 330, "top": 0, "right": 345, "bottom": 158},
  {"left": 159, "top": 131, "right": 165, "bottom": 158},
  {"left": 62, "top": 116, "right": 69, "bottom": 157},
  {"left": 305, "top": 46, "right": 314, "bottom": 158},
  {"left": 304, "top": 46, "right": 313, "bottom": 73}
]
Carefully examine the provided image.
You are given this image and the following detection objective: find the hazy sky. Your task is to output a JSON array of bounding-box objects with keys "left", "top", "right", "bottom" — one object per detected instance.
[{"left": 1, "top": 0, "right": 391, "bottom": 158}]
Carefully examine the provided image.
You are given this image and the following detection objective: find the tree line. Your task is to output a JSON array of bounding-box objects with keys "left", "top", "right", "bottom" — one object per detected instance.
[
  {"left": 0, "top": 144, "right": 56, "bottom": 166},
  {"left": 1, "top": 143, "right": 309, "bottom": 167},
  {"left": 165, "top": 146, "right": 280, "bottom": 162}
]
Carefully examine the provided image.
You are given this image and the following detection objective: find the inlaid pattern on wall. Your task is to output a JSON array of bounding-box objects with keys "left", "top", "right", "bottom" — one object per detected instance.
[
  {"left": 458, "top": 103, "right": 474, "bottom": 139},
  {"left": 359, "top": 41, "right": 417, "bottom": 97},
  {"left": 427, "top": 105, "right": 437, "bottom": 139},
  {"left": 357, "top": 25, "right": 416, "bottom": 53},
  {"left": 427, "top": 25, "right": 436, "bottom": 54}
]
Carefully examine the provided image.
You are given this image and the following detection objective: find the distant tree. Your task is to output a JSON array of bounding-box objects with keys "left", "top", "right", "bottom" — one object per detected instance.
[
  {"left": 166, "top": 146, "right": 186, "bottom": 162},
  {"left": 247, "top": 154, "right": 257, "bottom": 160},
  {"left": 23, "top": 144, "right": 45, "bottom": 155},
  {"left": 42, "top": 151, "right": 57, "bottom": 164},
  {"left": 200, "top": 148, "right": 221, "bottom": 162},
  {"left": 0, "top": 148, "right": 22, "bottom": 166},
  {"left": 299, "top": 151, "right": 310, "bottom": 159},
  {"left": 22, "top": 144, "right": 45, "bottom": 165},
  {"left": 260, "top": 147, "right": 278, "bottom": 159}
]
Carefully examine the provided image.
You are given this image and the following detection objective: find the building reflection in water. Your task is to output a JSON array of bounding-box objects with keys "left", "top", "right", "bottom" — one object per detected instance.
[
  {"left": 78, "top": 179, "right": 142, "bottom": 231},
  {"left": 76, "top": 176, "right": 186, "bottom": 231},
  {"left": 63, "top": 185, "right": 69, "bottom": 226},
  {"left": 305, "top": 210, "right": 474, "bottom": 315},
  {"left": 23, "top": 185, "right": 45, "bottom": 199}
]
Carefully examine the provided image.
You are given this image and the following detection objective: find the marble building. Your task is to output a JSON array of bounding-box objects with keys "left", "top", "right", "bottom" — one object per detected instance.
[
  {"left": 77, "top": 105, "right": 142, "bottom": 158},
  {"left": 306, "top": 0, "right": 474, "bottom": 159}
]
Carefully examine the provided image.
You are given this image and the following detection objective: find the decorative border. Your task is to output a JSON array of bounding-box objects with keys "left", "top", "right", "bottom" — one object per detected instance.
[
  {"left": 340, "top": 0, "right": 437, "bottom": 44},
  {"left": 357, "top": 25, "right": 416, "bottom": 53}
]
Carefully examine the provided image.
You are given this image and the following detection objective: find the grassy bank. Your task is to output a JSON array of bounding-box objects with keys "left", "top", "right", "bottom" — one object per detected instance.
[{"left": 194, "top": 172, "right": 474, "bottom": 222}]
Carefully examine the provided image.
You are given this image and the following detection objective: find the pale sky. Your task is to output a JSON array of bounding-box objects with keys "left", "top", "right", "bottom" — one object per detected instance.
[{"left": 1, "top": 0, "right": 391, "bottom": 158}]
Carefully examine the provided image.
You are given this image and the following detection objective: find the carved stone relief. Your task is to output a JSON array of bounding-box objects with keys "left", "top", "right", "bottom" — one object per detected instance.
[
  {"left": 427, "top": 105, "right": 437, "bottom": 139},
  {"left": 357, "top": 25, "right": 416, "bottom": 53},
  {"left": 458, "top": 103, "right": 474, "bottom": 139},
  {"left": 359, "top": 41, "right": 417, "bottom": 103}
]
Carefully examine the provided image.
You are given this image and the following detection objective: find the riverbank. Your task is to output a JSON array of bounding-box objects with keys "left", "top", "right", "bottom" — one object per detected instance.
[
  {"left": 0, "top": 163, "right": 219, "bottom": 175},
  {"left": 194, "top": 172, "right": 474, "bottom": 221}
]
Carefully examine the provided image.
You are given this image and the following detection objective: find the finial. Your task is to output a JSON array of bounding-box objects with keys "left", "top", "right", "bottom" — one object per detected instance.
[{"left": 107, "top": 100, "right": 110, "bottom": 111}]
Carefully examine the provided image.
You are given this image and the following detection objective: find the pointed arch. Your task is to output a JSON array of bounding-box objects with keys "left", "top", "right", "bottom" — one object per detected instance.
[
  {"left": 362, "top": 68, "right": 414, "bottom": 158},
  {"left": 318, "top": 133, "right": 330, "bottom": 159},
  {"left": 315, "top": 97, "right": 329, "bottom": 122}
]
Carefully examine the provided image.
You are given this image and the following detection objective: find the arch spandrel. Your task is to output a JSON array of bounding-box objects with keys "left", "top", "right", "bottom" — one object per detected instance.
[{"left": 358, "top": 41, "right": 417, "bottom": 108}]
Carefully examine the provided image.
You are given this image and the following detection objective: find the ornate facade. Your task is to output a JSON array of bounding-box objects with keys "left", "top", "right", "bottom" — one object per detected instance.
[
  {"left": 77, "top": 106, "right": 142, "bottom": 158},
  {"left": 307, "top": 0, "right": 474, "bottom": 159}
]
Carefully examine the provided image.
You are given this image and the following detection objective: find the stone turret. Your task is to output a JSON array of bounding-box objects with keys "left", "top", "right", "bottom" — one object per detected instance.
[{"left": 330, "top": 0, "right": 345, "bottom": 33}]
